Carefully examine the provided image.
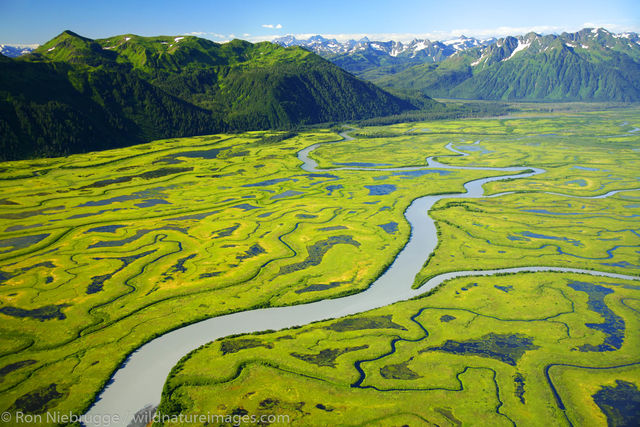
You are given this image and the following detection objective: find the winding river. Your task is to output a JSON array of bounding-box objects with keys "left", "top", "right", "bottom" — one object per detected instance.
[{"left": 84, "top": 132, "right": 640, "bottom": 426}]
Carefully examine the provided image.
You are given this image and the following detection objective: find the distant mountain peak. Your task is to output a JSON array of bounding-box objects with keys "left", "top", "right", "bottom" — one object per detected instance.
[
  {"left": 376, "top": 27, "right": 640, "bottom": 102},
  {"left": 0, "top": 44, "right": 38, "bottom": 57},
  {"left": 273, "top": 34, "right": 492, "bottom": 67}
]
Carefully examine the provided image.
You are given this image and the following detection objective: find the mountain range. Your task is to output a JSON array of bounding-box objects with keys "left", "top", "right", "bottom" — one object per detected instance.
[
  {"left": 274, "top": 34, "right": 494, "bottom": 80},
  {"left": 375, "top": 28, "right": 640, "bottom": 101},
  {"left": 0, "top": 31, "right": 420, "bottom": 160},
  {"left": 0, "top": 44, "right": 37, "bottom": 57},
  {"left": 2, "top": 27, "right": 639, "bottom": 160},
  {"left": 276, "top": 28, "right": 640, "bottom": 101}
]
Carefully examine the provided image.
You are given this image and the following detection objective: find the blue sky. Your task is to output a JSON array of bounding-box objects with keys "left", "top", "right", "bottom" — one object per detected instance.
[{"left": 1, "top": 0, "right": 639, "bottom": 45}]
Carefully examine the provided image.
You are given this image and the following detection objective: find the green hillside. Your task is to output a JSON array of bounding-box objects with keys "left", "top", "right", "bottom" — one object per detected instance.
[
  {"left": 0, "top": 31, "right": 420, "bottom": 160},
  {"left": 375, "top": 29, "right": 640, "bottom": 101}
]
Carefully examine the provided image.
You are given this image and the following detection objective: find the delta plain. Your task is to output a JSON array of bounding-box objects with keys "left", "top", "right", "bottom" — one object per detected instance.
[{"left": 0, "top": 108, "right": 638, "bottom": 426}]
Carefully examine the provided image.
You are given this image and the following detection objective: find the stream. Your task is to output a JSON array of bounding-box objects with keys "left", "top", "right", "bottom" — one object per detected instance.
[{"left": 84, "top": 132, "right": 640, "bottom": 426}]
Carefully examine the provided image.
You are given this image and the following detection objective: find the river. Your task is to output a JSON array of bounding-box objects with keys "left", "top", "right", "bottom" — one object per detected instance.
[{"left": 84, "top": 131, "right": 640, "bottom": 426}]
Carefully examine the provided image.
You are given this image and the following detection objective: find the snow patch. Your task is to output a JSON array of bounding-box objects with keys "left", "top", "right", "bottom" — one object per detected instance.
[
  {"left": 413, "top": 41, "right": 428, "bottom": 51},
  {"left": 124, "top": 37, "right": 131, "bottom": 41},
  {"left": 582, "top": 44, "right": 589, "bottom": 49},
  {"left": 471, "top": 52, "right": 488, "bottom": 66},
  {"left": 502, "top": 40, "right": 531, "bottom": 61},
  {"left": 47, "top": 46, "right": 56, "bottom": 52},
  {"left": 174, "top": 36, "right": 184, "bottom": 42},
  {"left": 443, "top": 37, "right": 474, "bottom": 48}
]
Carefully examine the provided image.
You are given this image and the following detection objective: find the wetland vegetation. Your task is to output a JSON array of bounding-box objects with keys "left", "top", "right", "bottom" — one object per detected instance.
[
  {"left": 0, "top": 107, "right": 638, "bottom": 425},
  {"left": 158, "top": 271, "right": 640, "bottom": 426}
]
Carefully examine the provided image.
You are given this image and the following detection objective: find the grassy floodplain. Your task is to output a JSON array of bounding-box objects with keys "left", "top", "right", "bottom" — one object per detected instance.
[
  {"left": 159, "top": 272, "right": 640, "bottom": 426},
  {"left": 0, "top": 108, "right": 638, "bottom": 425},
  {"left": 310, "top": 111, "right": 640, "bottom": 285},
  {"left": 0, "top": 128, "right": 510, "bottom": 418},
  {"left": 415, "top": 190, "right": 640, "bottom": 286},
  {"left": 158, "top": 109, "right": 639, "bottom": 426}
]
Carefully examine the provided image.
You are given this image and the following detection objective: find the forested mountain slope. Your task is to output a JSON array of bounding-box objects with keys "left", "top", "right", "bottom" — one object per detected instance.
[{"left": 0, "top": 31, "right": 421, "bottom": 160}]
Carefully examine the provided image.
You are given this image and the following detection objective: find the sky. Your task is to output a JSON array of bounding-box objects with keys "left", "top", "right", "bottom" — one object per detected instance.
[{"left": 1, "top": 0, "right": 639, "bottom": 45}]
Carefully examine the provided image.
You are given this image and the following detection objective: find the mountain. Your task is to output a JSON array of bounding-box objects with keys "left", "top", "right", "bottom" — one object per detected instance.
[
  {"left": 274, "top": 35, "right": 494, "bottom": 80},
  {"left": 0, "top": 44, "right": 37, "bottom": 57},
  {"left": 0, "top": 31, "right": 420, "bottom": 160},
  {"left": 374, "top": 28, "right": 640, "bottom": 101}
]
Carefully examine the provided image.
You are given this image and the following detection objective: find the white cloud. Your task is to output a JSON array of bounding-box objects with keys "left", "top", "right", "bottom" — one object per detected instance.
[
  {"left": 194, "top": 23, "right": 640, "bottom": 45},
  {"left": 241, "top": 24, "right": 640, "bottom": 44},
  {"left": 581, "top": 22, "right": 640, "bottom": 33},
  {"left": 184, "top": 31, "right": 226, "bottom": 39},
  {"left": 448, "top": 25, "right": 566, "bottom": 39},
  {"left": 0, "top": 43, "right": 39, "bottom": 48}
]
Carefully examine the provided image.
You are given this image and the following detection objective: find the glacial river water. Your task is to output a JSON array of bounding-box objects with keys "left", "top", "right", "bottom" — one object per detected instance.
[{"left": 84, "top": 132, "right": 640, "bottom": 426}]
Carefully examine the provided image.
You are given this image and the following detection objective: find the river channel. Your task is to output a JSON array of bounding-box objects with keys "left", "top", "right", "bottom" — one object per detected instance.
[{"left": 84, "top": 132, "right": 640, "bottom": 426}]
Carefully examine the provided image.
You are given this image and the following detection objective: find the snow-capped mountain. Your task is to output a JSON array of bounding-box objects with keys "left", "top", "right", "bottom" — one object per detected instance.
[
  {"left": 442, "top": 35, "right": 493, "bottom": 52},
  {"left": 0, "top": 44, "right": 38, "bottom": 57},
  {"left": 274, "top": 34, "right": 494, "bottom": 78},
  {"left": 468, "top": 28, "right": 640, "bottom": 70},
  {"left": 274, "top": 34, "right": 493, "bottom": 59},
  {"left": 375, "top": 28, "right": 640, "bottom": 101}
]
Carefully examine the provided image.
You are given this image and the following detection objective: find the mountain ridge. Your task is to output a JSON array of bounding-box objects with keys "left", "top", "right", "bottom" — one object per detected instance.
[
  {"left": 0, "top": 30, "right": 421, "bottom": 160},
  {"left": 275, "top": 33, "right": 493, "bottom": 57},
  {"left": 273, "top": 28, "right": 640, "bottom": 101},
  {"left": 373, "top": 28, "right": 640, "bottom": 101},
  {"left": 274, "top": 34, "right": 495, "bottom": 80}
]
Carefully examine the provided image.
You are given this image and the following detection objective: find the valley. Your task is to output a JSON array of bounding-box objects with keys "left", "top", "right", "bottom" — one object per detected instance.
[
  {"left": 0, "top": 108, "right": 638, "bottom": 425},
  {"left": 1, "top": 0, "right": 639, "bottom": 423}
]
